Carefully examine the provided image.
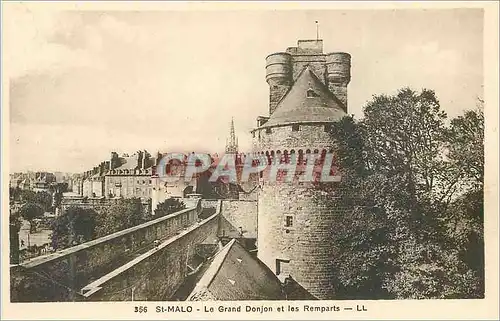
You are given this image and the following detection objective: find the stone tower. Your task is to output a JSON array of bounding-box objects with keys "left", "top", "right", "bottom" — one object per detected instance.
[{"left": 252, "top": 39, "right": 351, "bottom": 299}]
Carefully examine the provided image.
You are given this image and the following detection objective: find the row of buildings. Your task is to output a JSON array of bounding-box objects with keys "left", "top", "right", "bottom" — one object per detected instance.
[
  {"left": 9, "top": 171, "right": 77, "bottom": 192},
  {"left": 74, "top": 118, "right": 243, "bottom": 204},
  {"left": 75, "top": 150, "right": 157, "bottom": 199}
]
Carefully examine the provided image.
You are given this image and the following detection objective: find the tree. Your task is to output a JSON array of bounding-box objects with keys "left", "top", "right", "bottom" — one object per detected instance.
[
  {"left": 19, "top": 190, "right": 36, "bottom": 203},
  {"left": 445, "top": 105, "right": 484, "bottom": 191},
  {"left": 10, "top": 211, "right": 22, "bottom": 231},
  {"left": 52, "top": 191, "right": 63, "bottom": 209},
  {"left": 9, "top": 186, "right": 21, "bottom": 202},
  {"left": 441, "top": 189, "right": 484, "bottom": 297},
  {"left": 327, "top": 88, "right": 484, "bottom": 299},
  {"left": 19, "top": 203, "right": 44, "bottom": 233},
  {"left": 10, "top": 212, "right": 22, "bottom": 264},
  {"left": 441, "top": 104, "right": 484, "bottom": 298},
  {"left": 94, "top": 198, "right": 145, "bottom": 238},
  {"left": 34, "top": 191, "right": 53, "bottom": 212},
  {"left": 50, "top": 207, "right": 97, "bottom": 250},
  {"left": 154, "top": 198, "right": 185, "bottom": 218}
]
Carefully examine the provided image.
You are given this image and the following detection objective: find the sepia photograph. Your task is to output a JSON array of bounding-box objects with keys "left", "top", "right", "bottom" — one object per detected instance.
[{"left": 1, "top": 1, "right": 498, "bottom": 320}]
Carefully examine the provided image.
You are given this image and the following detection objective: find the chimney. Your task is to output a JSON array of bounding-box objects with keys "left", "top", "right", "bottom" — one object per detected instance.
[
  {"left": 156, "top": 151, "right": 162, "bottom": 166},
  {"left": 136, "top": 151, "right": 143, "bottom": 169},
  {"left": 110, "top": 152, "right": 118, "bottom": 170},
  {"left": 142, "top": 150, "right": 148, "bottom": 169}
]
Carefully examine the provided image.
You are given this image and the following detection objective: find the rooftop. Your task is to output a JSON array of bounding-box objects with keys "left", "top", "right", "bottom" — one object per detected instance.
[
  {"left": 187, "top": 239, "right": 284, "bottom": 301},
  {"left": 286, "top": 39, "right": 324, "bottom": 55},
  {"left": 259, "top": 66, "right": 346, "bottom": 128}
]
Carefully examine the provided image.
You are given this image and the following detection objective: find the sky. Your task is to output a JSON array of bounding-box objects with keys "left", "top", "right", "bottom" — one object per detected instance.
[{"left": 5, "top": 5, "right": 483, "bottom": 173}]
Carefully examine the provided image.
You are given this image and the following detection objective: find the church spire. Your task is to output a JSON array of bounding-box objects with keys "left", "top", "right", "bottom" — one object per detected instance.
[{"left": 225, "top": 117, "right": 238, "bottom": 154}]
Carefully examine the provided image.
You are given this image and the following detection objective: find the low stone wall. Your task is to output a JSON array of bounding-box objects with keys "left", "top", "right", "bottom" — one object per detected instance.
[
  {"left": 81, "top": 208, "right": 221, "bottom": 301},
  {"left": 200, "top": 199, "right": 219, "bottom": 210},
  {"left": 199, "top": 199, "right": 220, "bottom": 219},
  {"left": 11, "top": 199, "right": 202, "bottom": 302},
  {"left": 60, "top": 197, "right": 152, "bottom": 216}
]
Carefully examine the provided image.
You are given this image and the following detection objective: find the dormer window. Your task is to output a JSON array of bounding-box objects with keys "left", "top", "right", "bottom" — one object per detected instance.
[{"left": 306, "top": 88, "right": 319, "bottom": 98}]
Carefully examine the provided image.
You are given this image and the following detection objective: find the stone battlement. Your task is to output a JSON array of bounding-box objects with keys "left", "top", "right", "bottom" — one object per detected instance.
[{"left": 11, "top": 199, "right": 204, "bottom": 302}]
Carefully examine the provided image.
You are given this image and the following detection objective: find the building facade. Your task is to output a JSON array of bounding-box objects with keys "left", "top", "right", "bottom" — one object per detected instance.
[
  {"left": 252, "top": 39, "right": 351, "bottom": 299},
  {"left": 79, "top": 150, "right": 156, "bottom": 199},
  {"left": 9, "top": 172, "right": 57, "bottom": 192}
]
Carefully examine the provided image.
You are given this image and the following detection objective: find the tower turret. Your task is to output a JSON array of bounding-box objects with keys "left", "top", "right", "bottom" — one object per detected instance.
[
  {"left": 266, "top": 53, "right": 293, "bottom": 115},
  {"left": 326, "top": 52, "right": 351, "bottom": 111}
]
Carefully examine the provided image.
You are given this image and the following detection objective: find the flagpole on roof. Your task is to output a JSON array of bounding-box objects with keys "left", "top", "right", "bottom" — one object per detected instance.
[{"left": 315, "top": 21, "right": 319, "bottom": 41}]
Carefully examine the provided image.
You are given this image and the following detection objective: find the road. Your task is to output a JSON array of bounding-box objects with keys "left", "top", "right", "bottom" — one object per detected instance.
[{"left": 18, "top": 220, "right": 51, "bottom": 249}]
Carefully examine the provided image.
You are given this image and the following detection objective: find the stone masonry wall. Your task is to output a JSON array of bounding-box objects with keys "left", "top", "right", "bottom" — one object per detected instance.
[
  {"left": 253, "top": 122, "right": 343, "bottom": 299},
  {"left": 257, "top": 182, "right": 344, "bottom": 299},
  {"left": 82, "top": 211, "right": 220, "bottom": 301},
  {"left": 60, "top": 197, "right": 151, "bottom": 216},
  {"left": 11, "top": 202, "right": 202, "bottom": 302},
  {"left": 291, "top": 55, "right": 327, "bottom": 83},
  {"left": 252, "top": 124, "right": 335, "bottom": 152},
  {"left": 201, "top": 199, "right": 219, "bottom": 210},
  {"left": 218, "top": 200, "right": 257, "bottom": 239}
]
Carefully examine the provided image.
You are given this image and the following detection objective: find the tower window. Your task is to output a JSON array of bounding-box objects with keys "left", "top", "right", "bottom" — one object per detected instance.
[
  {"left": 324, "top": 124, "right": 332, "bottom": 132},
  {"left": 285, "top": 215, "right": 293, "bottom": 227},
  {"left": 275, "top": 258, "right": 290, "bottom": 275},
  {"left": 292, "top": 124, "right": 300, "bottom": 132},
  {"left": 306, "top": 88, "right": 319, "bottom": 98},
  {"left": 266, "top": 128, "right": 272, "bottom": 134}
]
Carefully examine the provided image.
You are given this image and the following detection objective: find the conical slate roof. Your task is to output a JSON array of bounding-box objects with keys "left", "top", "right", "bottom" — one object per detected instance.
[{"left": 262, "top": 66, "right": 346, "bottom": 127}]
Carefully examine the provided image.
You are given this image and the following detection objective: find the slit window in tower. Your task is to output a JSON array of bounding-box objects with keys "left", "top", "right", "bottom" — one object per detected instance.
[
  {"left": 285, "top": 215, "right": 293, "bottom": 227},
  {"left": 292, "top": 124, "right": 300, "bottom": 132},
  {"left": 266, "top": 128, "right": 272, "bottom": 134},
  {"left": 324, "top": 124, "right": 332, "bottom": 132}
]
